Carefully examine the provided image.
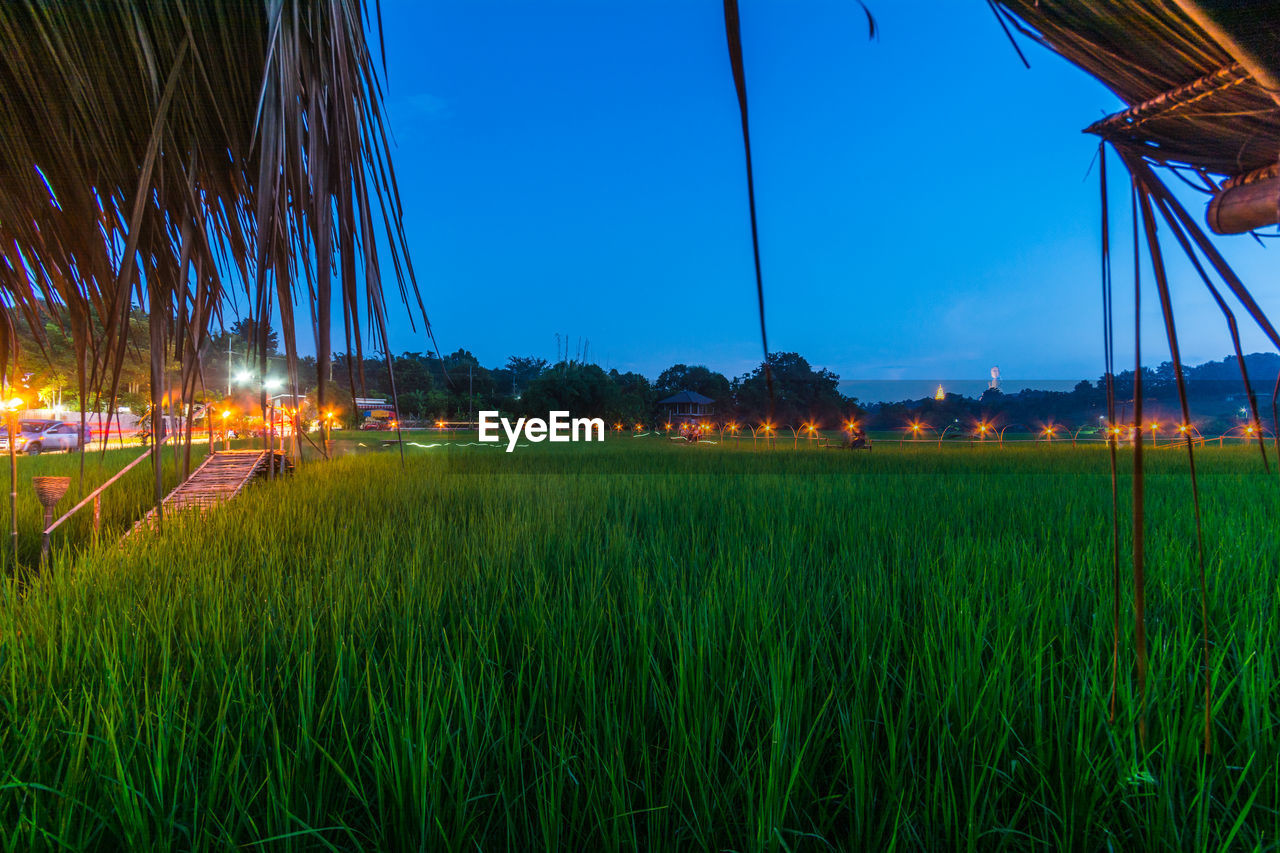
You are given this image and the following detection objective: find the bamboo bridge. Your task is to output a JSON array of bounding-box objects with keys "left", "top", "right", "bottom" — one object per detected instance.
[{"left": 127, "top": 450, "right": 290, "bottom": 535}]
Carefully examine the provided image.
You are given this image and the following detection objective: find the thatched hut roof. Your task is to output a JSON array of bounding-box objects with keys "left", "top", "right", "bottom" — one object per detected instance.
[
  {"left": 996, "top": 2, "right": 1280, "bottom": 182},
  {"left": 658, "top": 390, "right": 715, "bottom": 406},
  {"left": 0, "top": 0, "right": 429, "bottom": 415}
]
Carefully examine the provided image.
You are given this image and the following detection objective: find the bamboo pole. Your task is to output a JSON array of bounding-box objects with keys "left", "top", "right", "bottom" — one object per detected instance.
[
  {"left": 1129, "top": 178, "right": 1148, "bottom": 749},
  {"left": 46, "top": 434, "right": 171, "bottom": 535}
]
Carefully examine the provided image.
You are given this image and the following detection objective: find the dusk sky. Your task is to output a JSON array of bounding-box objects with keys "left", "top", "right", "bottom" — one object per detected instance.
[{"left": 337, "top": 0, "right": 1280, "bottom": 385}]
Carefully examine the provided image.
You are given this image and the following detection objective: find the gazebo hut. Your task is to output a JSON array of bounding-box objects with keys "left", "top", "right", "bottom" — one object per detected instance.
[{"left": 657, "top": 390, "right": 714, "bottom": 427}]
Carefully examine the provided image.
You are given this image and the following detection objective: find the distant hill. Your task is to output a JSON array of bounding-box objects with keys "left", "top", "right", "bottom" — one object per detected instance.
[{"left": 1186, "top": 352, "right": 1280, "bottom": 383}]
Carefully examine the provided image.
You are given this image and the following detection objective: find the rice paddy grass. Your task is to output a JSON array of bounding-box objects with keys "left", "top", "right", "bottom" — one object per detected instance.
[{"left": 1, "top": 438, "right": 1277, "bottom": 850}]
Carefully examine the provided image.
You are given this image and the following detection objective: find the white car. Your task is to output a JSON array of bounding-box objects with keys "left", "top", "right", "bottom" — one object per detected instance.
[{"left": 0, "top": 420, "right": 88, "bottom": 454}]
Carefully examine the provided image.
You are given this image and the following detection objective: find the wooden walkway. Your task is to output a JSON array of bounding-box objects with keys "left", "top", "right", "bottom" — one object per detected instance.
[{"left": 128, "top": 449, "right": 290, "bottom": 535}]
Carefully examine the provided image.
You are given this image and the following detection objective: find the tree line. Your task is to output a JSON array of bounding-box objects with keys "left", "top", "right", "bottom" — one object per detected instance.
[
  {"left": 10, "top": 314, "right": 1277, "bottom": 432},
  {"left": 865, "top": 353, "right": 1280, "bottom": 434},
  {"left": 6, "top": 318, "right": 855, "bottom": 426}
]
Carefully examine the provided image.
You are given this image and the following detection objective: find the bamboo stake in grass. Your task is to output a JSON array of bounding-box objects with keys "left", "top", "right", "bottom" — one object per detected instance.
[
  {"left": 1134, "top": 171, "right": 1211, "bottom": 753},
  {"left": 1130, "top": 176, "right": 1148, "bottom": 749},
  {"left": 1099, "top": 146, "right": 1122, "bottom": 725}
]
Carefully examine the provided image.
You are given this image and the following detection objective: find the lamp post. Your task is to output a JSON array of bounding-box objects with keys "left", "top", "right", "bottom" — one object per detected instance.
[
  {"left": 263, "top": 378, "right": 282, "bottom": 477},
  {"left": 752, "top": 422, "right": 775, "bottom": 450},
  {"left": 6, "top": 397, "right": 23, "bottom": 568},
  {"left": 902, "top": 421, "right": 927, "bottom": 446}
]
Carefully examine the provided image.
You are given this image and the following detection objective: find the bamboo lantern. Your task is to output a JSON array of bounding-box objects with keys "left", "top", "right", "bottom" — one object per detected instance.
[{"left": 32, "top": 476, "right": 71, "bottom": 561}]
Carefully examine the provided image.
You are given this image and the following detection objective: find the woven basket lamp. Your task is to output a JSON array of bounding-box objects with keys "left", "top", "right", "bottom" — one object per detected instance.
[{"left": 32, "top": 476, "right": 71, "bottom": 561}]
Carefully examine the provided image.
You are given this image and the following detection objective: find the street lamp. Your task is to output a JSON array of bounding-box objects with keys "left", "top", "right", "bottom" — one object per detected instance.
[
  {"left": 903, "top": 420, "right": 927, "bottom": 445},
  {"left": 258, "top": 378, "right": 283, "bottom": 468}
]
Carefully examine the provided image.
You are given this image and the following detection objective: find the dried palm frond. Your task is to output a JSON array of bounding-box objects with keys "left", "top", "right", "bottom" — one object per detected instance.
[
  {"left": 0, "top": 0, "right": 431, "bottom": 506},
  {"left": 997, "top": 2, "right": 1280, "bottom": 178}
]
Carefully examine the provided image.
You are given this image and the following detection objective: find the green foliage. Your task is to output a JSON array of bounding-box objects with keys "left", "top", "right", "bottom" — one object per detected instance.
[
  {"left": 10, "top": 309, "right": 152, "bottom": 409},
  {"left": 0, "top": 442, "right": 1277, "bottom": 849},
  {"left": 655, "top": 363, "right": 733, "bottom": 415},
  {"left": 228, "top": 317, "right": 279, "bottom": 358},
  {"left": 734, "top": 352, "right": 849, "bottom": 425},
  {"left": 520, "top": 362, "right": 622, "bottom": 420}
]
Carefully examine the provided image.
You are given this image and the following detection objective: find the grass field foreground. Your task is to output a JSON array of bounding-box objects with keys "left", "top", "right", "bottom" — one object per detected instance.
[{"left": 1, "top": 440, "right": 1278, "bottom": 850}]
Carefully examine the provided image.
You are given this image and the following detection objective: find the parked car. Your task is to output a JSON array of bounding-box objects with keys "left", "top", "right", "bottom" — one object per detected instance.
[{"left": 0, "top": 420, "right": 87, "bottom": 455}]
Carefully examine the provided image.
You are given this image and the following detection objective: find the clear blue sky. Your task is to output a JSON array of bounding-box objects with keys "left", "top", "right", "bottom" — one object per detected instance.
[{"left": 360, "top": 0, "right": 1279, "bottom": 384}]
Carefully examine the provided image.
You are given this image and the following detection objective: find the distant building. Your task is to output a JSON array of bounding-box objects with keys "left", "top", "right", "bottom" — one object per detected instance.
[
  {"left": 270, "top": 393, "right": 308, "bottom": 410},
  {"left": 657, "top": 390, "right": 714, "bottom": 425},
  {"left": 934, "top": 384, "right": 945, "bottom": 401},
  {"left": 353, "top": 396, "right": 395, "bottom": 422}
]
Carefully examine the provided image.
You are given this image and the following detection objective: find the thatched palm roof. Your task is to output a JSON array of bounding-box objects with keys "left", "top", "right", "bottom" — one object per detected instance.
[
  {"left": 0, "top": 0, "right": 428, "bottom": 418},
  {"left": 991, "top": 3, "right": 1280, "bottom": 752},
  {"left": 996, "top": 2, "right": 1280, "bottom": 181}
]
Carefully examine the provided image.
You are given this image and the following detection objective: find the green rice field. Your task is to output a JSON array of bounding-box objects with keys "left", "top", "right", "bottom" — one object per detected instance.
[{"left": 1, "top": 438, "right": 1277, "bottom": 850}]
